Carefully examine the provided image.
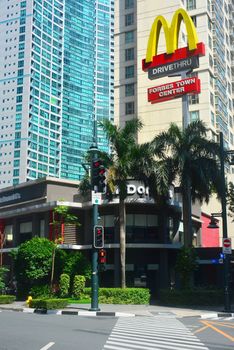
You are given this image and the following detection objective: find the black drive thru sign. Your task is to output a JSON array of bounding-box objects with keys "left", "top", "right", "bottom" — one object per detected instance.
[{"left": 222, "top": 238, "right": 232, "bottom": 254}]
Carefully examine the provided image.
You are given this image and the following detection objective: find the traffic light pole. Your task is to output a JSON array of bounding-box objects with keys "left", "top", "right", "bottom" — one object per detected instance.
[{"left": 90, "top": 146, "right": 100, "bottom": 311}]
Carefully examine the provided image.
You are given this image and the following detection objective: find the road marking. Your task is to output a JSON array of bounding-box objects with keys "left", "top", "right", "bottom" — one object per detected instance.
[
  {"left": 208, "top": 321, "right": 234, "bottom": 329},
  {"left": 110, "top": 334, "right": 206, "bottom": 348},
  {"left": 194, "top": 325, "right": 209, "bottom": 334},
  {"left": 103, "top": 316, "right": 208, "bottom": 350},
  {"left": 40, "top": 342, "right": 55, "bottom": 350},
  {"left": 201, "top": 321, "right": 234, "bottom": 342}
]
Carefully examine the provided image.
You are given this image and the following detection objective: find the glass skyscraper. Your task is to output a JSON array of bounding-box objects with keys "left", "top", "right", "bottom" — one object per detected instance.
[{"left": 0, "top": 0, "right": 114, "bottom": 188}]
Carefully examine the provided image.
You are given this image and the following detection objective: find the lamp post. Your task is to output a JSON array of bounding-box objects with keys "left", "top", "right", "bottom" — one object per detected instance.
[
  {"left": 89, "top": 144, "right": 100, "bottom": 311},
  {"left": 208, "top": 132, "right": 233, "bottom": 312}
]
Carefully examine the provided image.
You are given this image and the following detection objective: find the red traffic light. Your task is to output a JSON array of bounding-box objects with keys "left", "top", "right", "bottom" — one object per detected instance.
[
  {"left": 93, "top": 160, "right": 101, "bottom": 168},
  {"left": 93, "top": 225, "right": 104, "bottom": 248},
  {"left": 99, "top": 249, "right": 106, "bottom": 264},
  {"left": 92, "top": 159, "right": 106, "bottom": 193}
]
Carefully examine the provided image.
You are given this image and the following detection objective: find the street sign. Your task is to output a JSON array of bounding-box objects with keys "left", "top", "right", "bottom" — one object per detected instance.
[
  {"left": 92, "top": 191, "right": 102, "bottom": 205},
  {"left": 147, "top": 77, "right": 200, "bottom": 104},
  {"left": 222, "top": 238, "right": 232, "bottom": 254}
]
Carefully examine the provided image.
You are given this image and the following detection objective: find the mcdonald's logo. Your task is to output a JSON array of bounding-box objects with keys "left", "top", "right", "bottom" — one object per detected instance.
[{"left": 142, "top": 8, "right": 205, "bottom": 72}]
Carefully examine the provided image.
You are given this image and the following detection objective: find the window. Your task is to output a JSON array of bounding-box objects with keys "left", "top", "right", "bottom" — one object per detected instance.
[
  {"left": 125, "top": 48, "right": 134, "bottom": 61},
  {"left": 125, "top": 83, "right": 134, "bottom": 96},
  {"left": 13, "top": 169, "right": 19, "bottom": 176},
  {"left": 125, "top": 65, "right": 134, "bottom": 79},
  {"left": 210, "top": 92, "right": 214, "bottom": 106},
  {"left": 190, "top": 110, "right": 199, "bottom": 122},
  {"left": 211, "top": 111, "right": 215, "bottom": 125},
  {"left": 191, "top": 15, "right": 197, "bottom": 27},
  {"left": 125, "top": 101, "right": 134, "bottom": 115},
  {"left": 208, "top": 18, "right": 212, "bottom": 31},
  {"left": 125, "top": 13, "right": 134, "bottom": 26},
  {"left": 186, "top": 0, "right": 196, "bottom": 10},
  {"left": 189, "top": 94, "right": 199, "bottom": 105},
  {"left": 20, "top": 221, "right": 32, "bottom": 243},
  {"left": 125, "top": 0, "right": 134, "bottom": 9},
  {"left": 209, "top": 54, "right": 213, "bottom": 68},
  {"left": 125, "top": 30, "right": 134, "bottom": 44},
  {"left": 126, "top": 214, "right": 159, "bottom": 243},
  {"left": 4, "top": 225, "right": 13, "bottom": 242},
  {"left": 208, "top": 35, "right": 212, "bottom": 49}
]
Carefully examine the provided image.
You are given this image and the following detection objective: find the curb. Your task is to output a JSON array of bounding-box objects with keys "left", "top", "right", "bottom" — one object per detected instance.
[
  {"left": 24, "top": 308, "right": 135, "bottom": 317},
  {"left": 0, "top": 307, "right": 135, "bottom": 317},
  {"left": 201, "top": 312, "right": 234, "bottom": 319}
]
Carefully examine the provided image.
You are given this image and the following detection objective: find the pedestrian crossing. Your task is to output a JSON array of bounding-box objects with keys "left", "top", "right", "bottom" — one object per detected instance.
[{"left": 103, "top": 316, "right": 209, "bottom": 350}]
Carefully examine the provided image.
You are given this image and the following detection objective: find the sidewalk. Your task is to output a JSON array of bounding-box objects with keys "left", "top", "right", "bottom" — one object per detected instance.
[{"left": 1, "top": 301, "right": 233, "bottom": 317}]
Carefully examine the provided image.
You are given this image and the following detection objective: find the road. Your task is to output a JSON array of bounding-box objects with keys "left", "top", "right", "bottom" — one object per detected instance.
[
  {"left": 182, "top": 315, "right": 234, "bottom": 350},
  {"left": 0, "top": 310, "right": 234, "bottom": 350}
]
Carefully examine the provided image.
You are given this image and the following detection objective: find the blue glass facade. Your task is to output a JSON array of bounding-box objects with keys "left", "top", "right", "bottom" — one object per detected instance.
[
  {"left": 0, "top": 0, "right": 113, "bottom": 187},
  {"left": 61, "top": 0, "right": 114, "bottom": 180},
  {"left": 61, "top": 0, "right": 95, "bottom": 180},
  {"left": 28, "top": 0, "right": 64, "bottom": 182}
]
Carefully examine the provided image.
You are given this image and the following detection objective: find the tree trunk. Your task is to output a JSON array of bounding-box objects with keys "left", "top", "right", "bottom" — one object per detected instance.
[
  {"left": 182, "top": 178, "right": 193, "bottom": 247},
  {"left": 119, "top": 198, "right": 126, "bottom": 288}
]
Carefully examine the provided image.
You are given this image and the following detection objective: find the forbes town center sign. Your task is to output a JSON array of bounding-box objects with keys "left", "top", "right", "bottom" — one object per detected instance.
[{"left": 142, "top": 8, "right": 205, "bottom": 103}]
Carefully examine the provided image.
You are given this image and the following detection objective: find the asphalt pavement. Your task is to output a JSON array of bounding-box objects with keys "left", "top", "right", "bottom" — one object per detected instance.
[{"left": 1, "top": 307, "right": 234, "bottom": 350}]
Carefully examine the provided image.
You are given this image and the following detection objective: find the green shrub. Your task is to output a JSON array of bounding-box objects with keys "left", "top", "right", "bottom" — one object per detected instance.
[
  {"left": 59, "top": 274, "right": 70, "bottom": 297},
  {"left": 29, "top": 285, "right": 54, "bottom": 299},
  {"left": 0, "top": 267, "right": 9, "bottom": 293},
  {"left": 159, "top": 288, "right": 223, "bottom": 306},
  {"left": 72, "top": 275, "right": 86, "bottom": 299},
  {"left": 0, "top": 295, "right": 16, "bottom": 304},
  {"left": 11, "top": 237, "right": 55, "bottom": 298},
  {"left": 29, "top": 298, "right": 68, "bottom": 310},
  {"left": 83, "top": 288, "right": 150, "bottom": 304}
]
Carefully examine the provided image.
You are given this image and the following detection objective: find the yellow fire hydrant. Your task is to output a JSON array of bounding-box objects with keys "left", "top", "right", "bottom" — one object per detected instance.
[{"left": 26, "top": 295, "right": 32, "bottom": 307}]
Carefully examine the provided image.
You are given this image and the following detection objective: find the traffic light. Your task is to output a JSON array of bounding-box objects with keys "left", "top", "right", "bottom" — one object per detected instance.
[
  {"left": 93, "top": 225, "right": 104, "bottom": 248},
  {"left": 99, "top": 249, "right": 106, "bottom": 264},
  {"left": 92, "top": 159, "right": 106, "bottom": 193}
]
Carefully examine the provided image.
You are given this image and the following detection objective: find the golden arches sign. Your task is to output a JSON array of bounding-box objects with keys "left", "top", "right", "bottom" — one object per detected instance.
[{"left": 145, "top": 8, "right": 199, "bottom": 63}]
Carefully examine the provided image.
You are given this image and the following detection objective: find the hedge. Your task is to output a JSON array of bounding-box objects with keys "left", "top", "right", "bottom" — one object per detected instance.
[
  {"left": 159, "top": 288, "right": 224, "bottom": 306},
  {"left": 29, "top": 285, "right": 54, "bottom": 299},
  {"left": 59, "top": 274, "right": 70, "bottom": 297},
  {"left": 73, "top": 275, "right": 86, "bottom": 299},
  {"left": 29, "top": 298, "right": 68, "bottom": 310},
  {"left": 83, "top": 288, "right": 150, "bottom": 304},
  {"left": 0, "top": 295, "right": 16, "bottom": 304}
]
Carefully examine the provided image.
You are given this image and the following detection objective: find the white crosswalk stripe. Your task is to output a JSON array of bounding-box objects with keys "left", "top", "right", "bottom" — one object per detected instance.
[{"left": 103, "top": 316, "right": 209, "bottom": 350}]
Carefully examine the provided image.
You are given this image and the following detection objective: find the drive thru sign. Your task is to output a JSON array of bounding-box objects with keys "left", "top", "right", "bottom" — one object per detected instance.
[{"left": 222, "top": 238, "right": 232, "bottom": 254}]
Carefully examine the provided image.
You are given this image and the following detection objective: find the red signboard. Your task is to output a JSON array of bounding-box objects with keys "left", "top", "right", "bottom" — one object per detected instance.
[
  {"left": 148, "top": 77, "right": 200, "bottom": 104},
  {"left": 142, "top": 42, "right": 205, "bottom": 72}
]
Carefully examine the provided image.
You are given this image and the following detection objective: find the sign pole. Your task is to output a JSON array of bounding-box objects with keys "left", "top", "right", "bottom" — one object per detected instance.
[
  {"left": 181, "top": 71, "right": 192, "bottom": 247},
  {"left": 181, "top": 71, "right": 190, "bottom": 130},
  {"left": 220, "top": 132, "right": 231, "bottom": 312}
]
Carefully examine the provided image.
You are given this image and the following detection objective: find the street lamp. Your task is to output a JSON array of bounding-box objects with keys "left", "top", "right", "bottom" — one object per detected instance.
[{"left": 207, "top": 132, "right": 233, "bottom": 313}]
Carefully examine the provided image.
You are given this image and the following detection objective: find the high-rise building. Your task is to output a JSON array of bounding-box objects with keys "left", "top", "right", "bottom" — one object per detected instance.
[
  {"left": 114, "top": 0, "right": 234, "bottom": 245},
  {"left": 115, "top": 0, "right": 234, "bottom": 145},
  {"left": 0, "top": 0, "right": 114, "bottom": 189}
]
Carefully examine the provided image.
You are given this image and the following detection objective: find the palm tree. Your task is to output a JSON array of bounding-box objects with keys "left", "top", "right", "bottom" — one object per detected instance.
[
  {"left": 152, "top": 120, "right": 222, "bottom": 247},
  {"left": 100, "top": 119, "right": 145, "bottom": 288}
]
